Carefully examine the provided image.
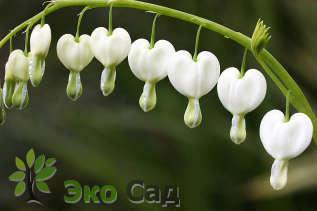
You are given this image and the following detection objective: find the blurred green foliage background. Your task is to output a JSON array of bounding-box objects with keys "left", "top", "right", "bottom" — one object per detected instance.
[{"left": 1, "top": 0, "right": 317, "bottom": 210}]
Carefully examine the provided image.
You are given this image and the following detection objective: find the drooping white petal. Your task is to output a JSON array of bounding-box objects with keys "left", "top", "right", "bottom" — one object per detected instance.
[
  {"left": 57, "top": 34, "right": 94, "bottom": 72},
  {"left": 217, "top": 67, "right": 267, "bottom": 115},
  {"left": 90, "top": 27, "right": 131, "bottom": 67},
  {"left": 30, "top": 24, "right": 52, "bottom": 57},
  {"left": 168, "top": 50, "right": 220, "bottom": 99},
  {"left": 5, "top": 50, "right": 29, "bottom": 81},
  {"left": 260, "top": 110, "right": 313, "bottom": 160},
  {"left": 129, "top": 39, "right": 175, "bottom": 83}
]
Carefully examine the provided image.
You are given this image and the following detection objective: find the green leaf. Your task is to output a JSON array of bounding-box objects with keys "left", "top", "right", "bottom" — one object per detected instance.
[
  {"left": 45, "top": 158, "right": 56, "bottom": 167},
  {"left": 26, "top": 148, "right": 35, "bottom": 168},
  {"left": 34, "top": 154, "right": 45, "bottom": 174},
  {"left": 36, "top": 181, "right": 50, "bottom": 193},
  {"left": 14, "top": 181, "right": 26, "bottom": 197},
  {"left": 35, "top": 166, "right": 56, "bottom": 182},
  {"left": 8, "top": 171, "right": 25, "bottom": 182},
  {"left": 15, "top": 156, "right": 26, "bottom": 171}
]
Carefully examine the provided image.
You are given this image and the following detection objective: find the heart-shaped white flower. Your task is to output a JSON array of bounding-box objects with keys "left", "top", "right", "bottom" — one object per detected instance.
[
  {"left": 128, "top": 39, "right": 175, "bottom": 112},
  {"left": 217, "top": 67, "right": 267, "bottom": 144},
  {"left": 3, "top": 50, "right": 30, "bottom": 109},
  {"left": 57, "top": 34, "right": 93, "bottom": 101},
  {"left": 29, "top": 24, "right": 52, "bottom": 87},
  {"left": 260, "top": 110, "right": 313, "bottom": 190},
  {"left": 168, "top": 50, "right": 220, "bottom": 128},
  {"left": 57, "top": 34, "right": 93, "bottom": 73},
  {"left": 90, "top": 27, "right": 131, "bottom": 96}
]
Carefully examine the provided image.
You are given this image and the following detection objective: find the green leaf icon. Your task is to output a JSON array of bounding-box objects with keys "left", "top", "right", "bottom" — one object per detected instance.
[
  {"left": 35, "top": 166, "right": 56, "bottom": 182},
  {"left": 15, "top": 156, "right": 26, "bottom": 171},
  {"left": 45, "top": 158, "right": 56, "bottom": 167},
  {"left": 36, "top": 181, "right": 50, "bottom": 194},
  {"left": 8, "top": 171, "right": 25, "bottom": 182},
  {"left": 14, "top": 181, "right": 26, "bottom": 197},
  {"left": 26, "top": 148, "right": 35, "bottom": 168},
  {"left": 34, "top": 154, "right": 45, "bottom": 174}
]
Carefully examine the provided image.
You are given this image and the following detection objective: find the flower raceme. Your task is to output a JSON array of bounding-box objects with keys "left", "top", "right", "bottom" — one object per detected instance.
[
  {"left": 217, "top": 67, "right": 267, "bottom": 144},
  {"left": 90, "top": 27, "right": 131, "bottom": 96},
  {"left": 260, "top": 110, "right": 313, "bottom": 190},
  {"left": 57, "top": 34, "right": 94, "bottom": 101},
  {"left": 29, "top": 24, "right": 52, "bottom": 87},
  {"left": 168, "top": 51, "right": 220, "bottom": 128},
  {"left": 128, "top": 39, "right": 175, "bottom": 112},
  {"left": 3, "top": 50, "right": 30, "bottom": 110}
]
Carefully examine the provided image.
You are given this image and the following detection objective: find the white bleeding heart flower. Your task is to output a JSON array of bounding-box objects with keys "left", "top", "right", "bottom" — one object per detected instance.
[
  {"left": 128, "top": 39, "right": 175, "bottom": 112},
  {"left": 217, "top": 67, "right": 267, "bottom": 144},
  {"left": 260, "top": 110, "right": 313, "bottom": 190},
  {"left": 168, "top": 50, "right": 220, "bottom": 128},
  {"left": 3, "top": 50, "right": 30, "bottom": 109},
  {"left": 57, "top": 34, "right": 94, "bottom": 101},
  {"left": 90, "top": 27, "right": 131, "bottom": 96},
  {"left": 29, "top": 23, "right": 51, "bottom": 87}
]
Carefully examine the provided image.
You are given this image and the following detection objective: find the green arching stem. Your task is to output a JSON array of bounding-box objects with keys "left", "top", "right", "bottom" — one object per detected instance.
[
  {"left": 284, "top": 91, "right": 291, "bottom": 122},
  {"left": 107, "top": 5, "right": 113, "bottom": 36},
  {"left": 75, "top": 6, "right": 90, "bottom": 42},
  {"left": 0, "top": 0, "right": 316, "bottom": 143},
  {"left": 193, "top": 25, "right": 203, "bottom": 62},
  {"left": 239, "top": 48, "right": 248, "bottom": 77},
  {"left": 9, "top": 37, "right": 12, "bottom": 53},
  {"left": 24, "top": 24, "right": 32, "bottom": 56},
  {"left": 149, "top": 13, "right": 160, "bottom": 49}
]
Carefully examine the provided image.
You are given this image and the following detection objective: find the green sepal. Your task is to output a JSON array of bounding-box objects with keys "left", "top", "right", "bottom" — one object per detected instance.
[
  {"left": 184, "top": 98, "right": 202, "bottom": 128},
  {"left": 100, "top": 66, "right": 116, "bottom": 96},
  {"left": 3, "top": 79, "right": 16, "bottom": 109},
  {"left": 66, "top": 71, "right": 82, "bottom": 101},
  {"left": 12, "top": 81, "right": 29, "bottom": 110},
  {"left": 139, "top": 81, "right": 157, "bottom": 112}
]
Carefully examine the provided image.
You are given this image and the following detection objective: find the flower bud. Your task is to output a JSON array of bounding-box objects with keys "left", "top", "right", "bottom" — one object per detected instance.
[
  {"left": 184, "top": 98, "right": 202, "bottom": 128},
  {"left": 91, "top": 27, "right": 131, "bottom": 96},
  {"left": 260, "top": 110, "right": 313, "bottom": 190},
  {"left": 100, "top": 66, "right": 116, "bottom": 96},
  {"left": 29, "top": 24, "right": 51, "bottom": 86},
  {"left": 66, "top": 71, "right": 82, "bottom": 101},
  {"left": 3, "top": 50, "right": 29, "bottom": 109},
  {"left": 251, "top": 19, "right": 271, "bottom": 56},
  {"left": 57, "top": 34, "right": 93, "bottom": 101},
  {"left": 129, "top": 39, "right": 175, "bottom": 112},
  {"left": 230, "top": 115, "right": 246, "bottom": 144},
  {"left": 168, "top": 51, "right": 220, "bottom": 128},
  {"left": 139, "top": 82, "right": 156, "bottom": 112}
]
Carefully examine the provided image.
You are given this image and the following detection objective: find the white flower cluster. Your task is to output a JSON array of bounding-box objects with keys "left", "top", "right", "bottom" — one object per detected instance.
[{"left": 1, "top": 16, "right": 313, "bottom": 191}]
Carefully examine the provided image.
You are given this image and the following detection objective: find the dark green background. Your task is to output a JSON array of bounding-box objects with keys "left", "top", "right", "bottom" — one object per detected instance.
[{"left": 1, "top": 0, "right": 317, "bottom": 210}]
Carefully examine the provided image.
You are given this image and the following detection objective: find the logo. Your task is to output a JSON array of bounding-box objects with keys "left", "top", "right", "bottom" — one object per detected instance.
[{"left": 8, "top": 148, "right": 57, "bottom": 205}]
